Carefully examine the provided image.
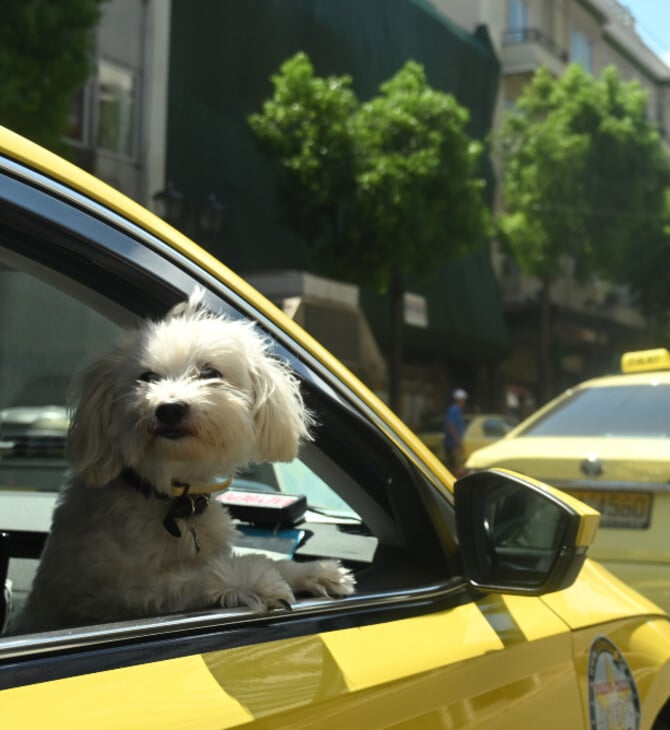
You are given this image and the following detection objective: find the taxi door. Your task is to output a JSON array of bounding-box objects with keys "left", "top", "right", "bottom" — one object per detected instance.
[{"left": 0, "top": 589, "right": 587, "bottom": 729}]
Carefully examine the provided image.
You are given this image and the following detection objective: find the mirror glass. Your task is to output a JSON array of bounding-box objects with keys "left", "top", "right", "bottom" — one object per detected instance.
[{"left": 482, "top": 481, "right": 568, "bottom": 586}]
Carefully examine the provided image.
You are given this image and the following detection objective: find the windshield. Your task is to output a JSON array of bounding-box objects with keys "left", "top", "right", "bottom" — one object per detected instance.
[
  {"left": 518, "top": 384, "right": 670, "bottom": 438},
  {"left": 236, "top": 458, "right": 360, "bottom": 520}
]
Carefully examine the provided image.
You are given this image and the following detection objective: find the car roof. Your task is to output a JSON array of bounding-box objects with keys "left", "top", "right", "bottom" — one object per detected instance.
[{"left": 572, "top": 371, "right": 670, "bottom": 389}]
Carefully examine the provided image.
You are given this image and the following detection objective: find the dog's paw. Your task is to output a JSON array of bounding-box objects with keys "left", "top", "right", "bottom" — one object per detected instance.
[
  {"left": 216, "top": 553, "right": 296, "bottom": 613},
  {"left": 280, "top": 559, "right": 356, "bottom": 598},
  {"left": 218, "top": 584, "right": 294, "bottom": 613}
]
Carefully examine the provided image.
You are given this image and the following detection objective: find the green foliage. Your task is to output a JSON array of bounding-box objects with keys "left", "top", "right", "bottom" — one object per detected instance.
[
  {"left": 249, "top": 53, "right": 358, "bottom": 249},
  {"left": 496, "top": 64, "right": 670, "bottom": 296},
  {"left": 248, "top": 52, "right": 489, "bottom": 291},
  {"left": 0, "top": 0, "right": 105, "bottom": 151}
]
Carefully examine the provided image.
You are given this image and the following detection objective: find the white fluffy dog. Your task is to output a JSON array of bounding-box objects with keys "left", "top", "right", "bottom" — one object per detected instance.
[{"left": 12, "top": 293, "right": 354, "bottom": 633}]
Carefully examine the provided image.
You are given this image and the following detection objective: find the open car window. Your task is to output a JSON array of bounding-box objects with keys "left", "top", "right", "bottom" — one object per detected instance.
[{"left": 0, "top": 169, "right": 457, "bottom": 653}]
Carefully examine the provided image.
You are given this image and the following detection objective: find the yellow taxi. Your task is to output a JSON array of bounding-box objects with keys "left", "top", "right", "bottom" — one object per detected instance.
[
  {"left": 2, "top": 126, "right": 670, "bottom": 729},
  {"left": 417, "top": 412, "right": 518, "bottom": 463},
  {"left": 467, "top": 348, "right": 670, "bottom": 614}
]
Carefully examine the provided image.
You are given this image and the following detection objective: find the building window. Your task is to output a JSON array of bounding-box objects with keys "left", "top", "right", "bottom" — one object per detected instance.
[
  {"left": 570, "top": 30, "right": 593, "bottom": 72},
  {"left": 97, "top": 60, "right": 137, "bottom": 157},
  {"left": 508, "top": 0, "right": 528, "bottom": 32}
]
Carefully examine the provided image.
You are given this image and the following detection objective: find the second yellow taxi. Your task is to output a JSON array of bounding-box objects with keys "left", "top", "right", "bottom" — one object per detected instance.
[{"left": 467, "top": 347, "right": 670, "bottom": 613}]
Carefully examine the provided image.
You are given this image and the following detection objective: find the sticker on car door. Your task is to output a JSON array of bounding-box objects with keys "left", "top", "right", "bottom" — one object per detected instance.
[{"left": 588, "top": 635, "right": 640, "bottom": 730}]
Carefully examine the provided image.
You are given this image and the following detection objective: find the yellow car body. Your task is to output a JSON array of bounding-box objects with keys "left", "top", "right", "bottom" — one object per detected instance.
[
  {"left": 2, "top": 126, "right": 670, "bottom": 729},
  {"left": 467, "top": 364, "right": 670, "bottom": 613}
]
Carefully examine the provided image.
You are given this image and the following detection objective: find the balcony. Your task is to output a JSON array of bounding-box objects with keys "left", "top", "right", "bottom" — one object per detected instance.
[{"left": 502, "top": 27, "right": 568, "bottom": 77}]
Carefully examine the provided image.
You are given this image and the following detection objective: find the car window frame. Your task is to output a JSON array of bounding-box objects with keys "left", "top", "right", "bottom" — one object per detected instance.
[{"left": 0, "top": 159, "right": 469, "bottom": 690}]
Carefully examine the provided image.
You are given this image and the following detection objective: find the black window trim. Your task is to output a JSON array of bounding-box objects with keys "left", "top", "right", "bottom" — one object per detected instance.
[
  {"left": 1, "top": 577, "right": 471, "bottom": 662},
  {"left": 0, "top": 156, "right": 466, "bottom": 677},
  {"left": 0, "top": 578, "right": 473, "bottom": 691}
]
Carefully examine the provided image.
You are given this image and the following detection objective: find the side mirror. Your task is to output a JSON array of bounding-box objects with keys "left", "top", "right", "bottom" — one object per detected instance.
[{"left": 454, "top": 469, "right": 600, "bottom": 596}]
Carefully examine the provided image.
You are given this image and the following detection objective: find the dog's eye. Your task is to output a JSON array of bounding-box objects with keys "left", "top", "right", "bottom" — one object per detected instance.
[
  {"left": 138, "top": 371, "right": 161, "bottom": 383},
  {"left": 198, "top": 367, "right": 222, "bottom": 380}
]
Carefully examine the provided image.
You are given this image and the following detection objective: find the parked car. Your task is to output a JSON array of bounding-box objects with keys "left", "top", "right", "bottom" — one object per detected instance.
[
  {"left": 3, "top": 126, "right": 670, "bottom": 729},
  {"left": 0, "top": 405, "right": 68, "bottom": 459},
  {"left": 417, "top": 412, "right": 518, "bottom": 462},
  {"left": 467, "top": 347, "right": 670, "bottom": 614}
]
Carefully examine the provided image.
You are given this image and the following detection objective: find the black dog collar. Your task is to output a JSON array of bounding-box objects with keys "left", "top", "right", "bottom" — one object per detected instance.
[
  {"left": 162, "top": 492, "right": 210, "bottom": 539},
  {"left": 122, "top": 467, "right": 168, "bottom": 501},
  {"left": 121, "top": 467, "right": 211, "bottom": 547}
]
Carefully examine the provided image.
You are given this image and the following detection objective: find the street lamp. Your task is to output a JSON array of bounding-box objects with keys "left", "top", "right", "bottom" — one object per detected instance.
[
  {"left": 198, "top": 193, "right": 226, "bottom": 235},
  {"left": 152, "top": 185, "right": 225, "bottom": 243},
  {"left": 152, "top": 181, "right": 185, "bottom": 225}
]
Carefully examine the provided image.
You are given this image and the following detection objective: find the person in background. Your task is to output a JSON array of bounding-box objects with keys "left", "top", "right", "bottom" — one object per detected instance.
[{"left": 443, "top": 388, "right": 468, "bottom": 473}]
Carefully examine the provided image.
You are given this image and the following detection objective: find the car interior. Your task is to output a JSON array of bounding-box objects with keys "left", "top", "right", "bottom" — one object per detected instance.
[{"left": 0, "top": 224, "right": 456, "bottom": 638}]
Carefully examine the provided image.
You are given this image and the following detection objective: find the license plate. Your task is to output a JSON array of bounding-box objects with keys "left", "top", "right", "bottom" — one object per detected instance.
[{"left": 568, "top": 490, "right": 652, "bottom": 529}]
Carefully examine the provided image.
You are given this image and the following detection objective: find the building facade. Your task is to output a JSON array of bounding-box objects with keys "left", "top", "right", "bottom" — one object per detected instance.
[
  {"left": 430, "top": 0, "right": 670, "bottom": 410},
  {"left": 76, "top": 0, "right": 670, "bottom": 424},
  {"left": 66, "top": 0, "right": 170, "bottom": 208}
]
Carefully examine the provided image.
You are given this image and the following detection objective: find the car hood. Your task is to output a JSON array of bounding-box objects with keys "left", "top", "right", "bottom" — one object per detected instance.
[
  {"left": 466, "top": 436, "right": 670, "bottom": 485},
  {"left": 541, "top": 558, "right": 665, "bottom": 628}
]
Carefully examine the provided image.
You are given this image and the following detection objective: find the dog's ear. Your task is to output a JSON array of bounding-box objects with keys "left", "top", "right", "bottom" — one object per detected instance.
[
  {"left": 250, "top": 356, "right": 312, "bottom": 463},
  {"left": 66, "top": 350, "right": 124, "bottom": 487},
  {"left": 166, "top": 287, "right": 206, "bottom": 320}
]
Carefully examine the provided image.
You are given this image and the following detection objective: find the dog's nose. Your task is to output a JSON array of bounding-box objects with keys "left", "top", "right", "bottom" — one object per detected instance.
[{"left": 155, "top": 401, "right": 189, "bottom": 427}]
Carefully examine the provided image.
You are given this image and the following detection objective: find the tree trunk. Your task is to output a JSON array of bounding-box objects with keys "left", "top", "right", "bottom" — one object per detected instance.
[
  {"left": 389, "top": 268, "right": 404, "bottom": 414},
  {"left": 537, "top": 276, "right": 553, "bottom": 405}
]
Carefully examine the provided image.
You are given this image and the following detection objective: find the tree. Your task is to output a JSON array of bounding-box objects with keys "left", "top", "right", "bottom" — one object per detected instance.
[
  {"left": 0, "top": 0, "right": 105, "bottom": 151},
  {"left": 496, "top": 64, "right": 670, "bottom": 402},
  {"left": 249, "top": 52, "right": 490, "bottom": 411}
]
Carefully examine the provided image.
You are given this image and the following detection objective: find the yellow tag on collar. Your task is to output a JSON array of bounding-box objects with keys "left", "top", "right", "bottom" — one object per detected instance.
[{"left": 170, "top": 477, "right": 233, "bottom": 498}]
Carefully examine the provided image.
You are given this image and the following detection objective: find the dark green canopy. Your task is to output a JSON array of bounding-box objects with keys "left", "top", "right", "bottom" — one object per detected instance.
[{"left": 167, "top": 0, "right": 509, "bottom": 362}]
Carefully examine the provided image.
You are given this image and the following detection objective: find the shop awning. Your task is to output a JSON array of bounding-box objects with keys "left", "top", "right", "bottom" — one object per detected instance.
[{"left": 247, "top": 271, "right": 387, "bottom": 389}]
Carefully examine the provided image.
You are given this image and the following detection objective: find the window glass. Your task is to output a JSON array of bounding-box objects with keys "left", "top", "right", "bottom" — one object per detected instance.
[
  {"left": 570, "top": 30, "right": 593, "bottom": 72},
  {"left": 508, "top": 0, "right": 528, "bottom": 32},
  {"left": 482, "top": 417, "right": 514, "bottom": 438},
  {"left": 238, "top": 457, "right": 359, "bottom": 519},
  {"left": 97, "top": 60, "right": 136, "bottom": 157},
  {"left": 483, "top": 480, "right": 567, "bottom": 584},
  {"left": 0, "top": 256, "right": 121, "bottom": 493},
  {"left": 0, "top": 248, "right": 122, "bottom": 631},
  {"left": 519, "top": 384, "right": 670, "bottom": 438}
]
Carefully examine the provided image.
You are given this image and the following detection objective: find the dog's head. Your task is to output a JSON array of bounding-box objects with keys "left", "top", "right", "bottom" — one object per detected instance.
[{"left": 67, "top": 292, "right": 312, "bottom": 490}]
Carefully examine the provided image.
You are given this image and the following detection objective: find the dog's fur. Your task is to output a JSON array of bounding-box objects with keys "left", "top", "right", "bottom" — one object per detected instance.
[{"left": 12, "top": 293, "right": 354, "bottom": 633}]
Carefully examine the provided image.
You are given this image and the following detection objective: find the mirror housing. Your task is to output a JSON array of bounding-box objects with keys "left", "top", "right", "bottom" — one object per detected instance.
[{"left": 454, "top": 469, "right": 600, "bottom": 596}]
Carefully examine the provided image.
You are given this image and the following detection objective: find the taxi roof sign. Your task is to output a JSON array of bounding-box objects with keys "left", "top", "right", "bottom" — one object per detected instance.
[{"left": 621, "top": 348, "right": 670, "bottom": 373}]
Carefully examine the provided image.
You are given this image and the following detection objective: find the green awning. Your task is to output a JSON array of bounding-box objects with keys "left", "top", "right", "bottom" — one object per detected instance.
[
  {"left": 361, "top": 245, "right": 510, "bottom": 363},
  {"left": 167, "top": 0, "right": 507, "bottom": 360}
]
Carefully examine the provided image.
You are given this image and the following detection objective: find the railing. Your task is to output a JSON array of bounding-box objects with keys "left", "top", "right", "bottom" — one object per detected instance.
[
  {"left": 603, "top": 0, "right": 634, "bottom": 28},
  {"left": 502, "top": 27, "right": 568, "bottom": 63}
]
